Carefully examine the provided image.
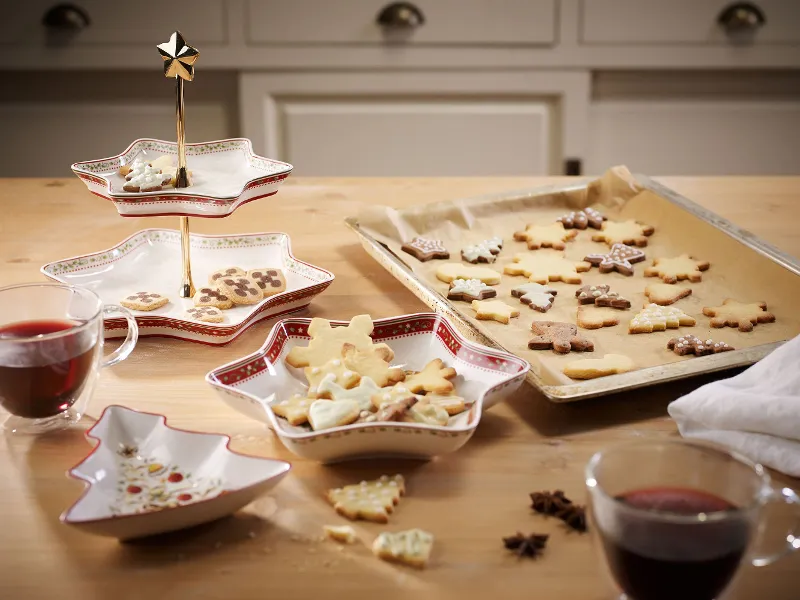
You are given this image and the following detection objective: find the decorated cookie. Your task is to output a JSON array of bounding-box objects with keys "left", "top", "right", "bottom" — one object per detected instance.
[
  {"left": 285, "top": 315, "right": 393, "bottom": 368},
  {"left": 185, "top": 306, "right": 224, "bottom": 323},
  {"left": 271, "top": 393, "right": 313, "bottom": 426},
  {"left": 122, "top": 162, "right": 167, "bottom": 192},
  {"left": 575, "top": 284, "right": 631, "bottom": 309},
  {"left": 629, "top": 303, "right": 696, "bottom": 334},
  {"left": 563, "top": 354, "right": 634, "bottom": 380},
  {"left": 425, "top": 394, "right": 467, "bottom": 416},
  {"left": 504, "top": 253, "right": 591, "bottom": 285},
  {"left": 120, "top": 291, "right": 169, "bottom": 311},
  {"left": 592, "top": 220, "right": 654, "bottom": 247},
  {"left": 702, "top": 299, "right": 775, "bottom": 332},
  {"left": 407, "top": 401, "right": 450, "bottom": 426},
  {"left": 557, "top": 207, "right": 606, "bottom": 230},
  {"left": 511, "top": 282, "right": 557, "bottom": 312},
  {"left": 644, "top": 283, "right": 692, "bottom": 305},
  {"left": 404, "top": 359, "right": 457, "bottom": 394},
  {"left": 368, "top": 396, "right": 418, "bottom": 423},
  {"left": 436, "top": 263, "right": 501, "bottom": 285},
  {"left": 193, "top": 285, "right": 233, "bottom": 310},
  {"left": 447, "top": 278, "right": 497, "bottom": 302},
  {"left": 528, "top": 321, "right": 594, "bottom": 354},
  {"left": 315, "top": 373, "right": 383, "bottom": 412},
  {"left": 471, "top": 299, "right": 520, "bottom": 324},
  {"left": 372, "top": 384, "right": 418, "bottom": 410},
  {"left": 372, "top": 529, "right": 434, "bottom": 569},
  {"left": 305, "top": 356, "right": 361, "bottom": 392},
  {"left": 483, "top": 236, "right": 504, "bottom": 254},
  {"left": 513, "top": 222, "right": 578, "bottom": 250},
  {"left": 584, "top": 243, "right": 646, "bottom": 276},
  {"left": 247, "top": 268, "right": 287, "bottom": 297},
  {"left": 668, "top": 335, "right": 735, "bottom": 356},
  {"left": 217, "top": 275, "right": 263, "bottom": 305},
  {"left": 644, "top": 255, "right": 710, "bottom": 284},
  {"left": 402, "top": 237, "right": 450, "bottom": 261},
  {"left": 209, "top": 267, "right": 246, "bottom": 284},
  {"left": 308, "top": 399, "right": 360, "bottom": 431},
  {"left": 461, "top": 238, "right": 502, "bottom": 264},
  {"left": 342, "top": 343, "right": 405, "bottom": 388},
  {"left": 577, "top": 306, "right": 620, "bottom": 330},
  {"left": 326, "top": 474, "right": 405, "bottom": 523}
]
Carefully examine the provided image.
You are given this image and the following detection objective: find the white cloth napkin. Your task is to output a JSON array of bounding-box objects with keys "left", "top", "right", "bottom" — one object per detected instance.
[{"left": 668, "top": 335, "right": 800, "bottom": 477}]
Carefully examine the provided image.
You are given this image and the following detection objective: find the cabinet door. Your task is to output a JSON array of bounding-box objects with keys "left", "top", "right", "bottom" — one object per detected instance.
[{"left": 240, "top": 72, "right": 590, "bottom": 176}]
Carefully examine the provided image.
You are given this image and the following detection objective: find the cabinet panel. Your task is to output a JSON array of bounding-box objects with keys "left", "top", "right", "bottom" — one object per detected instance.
[
  {"left": 277, "top": 100, "right": 550, "bottom": 176},
  {"left": 586, "top": 100, "right": 800, "bottom": 175},
  {"left": 581, "top": 0, "right": 800, "bottom": 45},
  {"left": 246, "top": 0, "right": 556, "bottom": 45}
]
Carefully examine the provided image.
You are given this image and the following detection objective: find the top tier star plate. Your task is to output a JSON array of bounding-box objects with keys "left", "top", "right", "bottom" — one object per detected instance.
[{"left": 71, "top": 137, "right": 293, "bottom": 218}]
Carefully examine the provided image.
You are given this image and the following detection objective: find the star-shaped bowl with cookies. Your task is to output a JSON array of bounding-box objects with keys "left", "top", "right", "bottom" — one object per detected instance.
[{"left": 205, "top": 313, "right": 529, "bottom": 462}]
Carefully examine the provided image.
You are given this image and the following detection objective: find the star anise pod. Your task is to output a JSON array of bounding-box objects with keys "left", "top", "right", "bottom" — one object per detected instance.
[
  {"left": 530, "top": 489, "right": 572, "bottom": 515},
  {"left": 555, "top": 504, "right": 588, "bottom": 533},
  {"left": 503, "top": 532, "right": 549, "bottom": 558}
]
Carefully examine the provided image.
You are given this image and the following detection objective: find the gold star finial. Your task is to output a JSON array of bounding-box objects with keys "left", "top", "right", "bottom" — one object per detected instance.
[{"left": 157, "top": 31, "right": 199, "bottom": 81}]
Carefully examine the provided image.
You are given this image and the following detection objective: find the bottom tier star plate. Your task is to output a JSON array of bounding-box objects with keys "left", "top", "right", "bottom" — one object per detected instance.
[{"left": 41, "top": 229, "right": 334, "bottom": 345}]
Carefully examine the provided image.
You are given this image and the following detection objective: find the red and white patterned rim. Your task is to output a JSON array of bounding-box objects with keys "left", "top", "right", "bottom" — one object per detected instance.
[
  {"left": 41, "top": 229, "right": 335, "bottom": 341},
  {"left": 71, "top": 138, "right": 293, "bottom": 203}
]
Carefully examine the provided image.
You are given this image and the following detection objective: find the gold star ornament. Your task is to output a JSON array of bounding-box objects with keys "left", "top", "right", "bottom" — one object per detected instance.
[{"left": 157, "top": 31, "right": 199, "bottom": 81}]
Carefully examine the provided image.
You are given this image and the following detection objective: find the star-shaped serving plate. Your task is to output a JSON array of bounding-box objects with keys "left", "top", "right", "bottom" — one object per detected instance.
[{"left": 71, "top": 138, "right": 293, "bottom": 218}]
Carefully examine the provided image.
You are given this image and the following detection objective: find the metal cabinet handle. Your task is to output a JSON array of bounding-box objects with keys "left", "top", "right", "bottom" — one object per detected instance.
[
  {"left": 717, "top": 2, "right": 766, "bottom": 33},
  {"left": 377, "top": 2, "right": 425, "bottom": 28},
  {"left": 42, "top": 3, "right": 91, "bottom": 31}
]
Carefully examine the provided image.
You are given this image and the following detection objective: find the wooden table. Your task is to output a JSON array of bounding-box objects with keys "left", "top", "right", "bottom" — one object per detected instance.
[{"left": 1, "top": 177, "right": 798, "bottom": 600}]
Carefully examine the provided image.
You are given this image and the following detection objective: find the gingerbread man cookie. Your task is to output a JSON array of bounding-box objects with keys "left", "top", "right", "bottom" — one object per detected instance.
[
  {"left": 185, "top": 306, "right": 224, "bottom": 323},
  {"left": 402, "top": 237, "right": 450, "bottom": 261},
  {"left": 404, "top": 359, "right": 457, "bottom": 394},
  {"left": 668, "top": 335, "right": 735, "bottom": 356},
  {"left": 513, "top": 222, "right": 578, "bottom": 250},
  {"left": 511, "top": 282, "right": 557, "bottom": 312},
  {"left": 592, "top": 220, "right": 654, "bottom": 247},
  {"left": 557, "top": 208, "right": 606, "bottom": 230},
  {"left": 504, "top": 253, "right": 591, "bottom": 285},
  {"left": 528, "top": 322, "right": 594, "bottom": 354},
  {"left": 644, "top": 255, "right": 710, "bottom": 284},
  {"left": 584, "top": 243, "right": 646, "bottom": 276},
  {"left": 193, "top": 285, "right": 233, "bottom": 310},
  {"left": 563, "top": 354, "right": 634, "bottom": 380},
  {"left": 447, "top": 278, "right": 497, "bottom": 302},
  {"left": 120, "top": 291, "right": 169, "bottom": 311},
  {"left": 644, "top": 283, "right": 692, "bottom": 306},
  {"left": 217, "top": 276, "right": 263, "bottom": 305},
  {"left": 209, "top": 267, "right": 246, "bottom": 285},
  {"left": 702, "top": 299, "right": 775, "bottom": 332},
  {"left": 247, "top": 268, "right": 287, "bottom": 297},
  {"left": 285, "top": 315, "right": 393, "bottom": 368},
  {"left": 629, "top": 303, "right": 696, "bottom": 334},
  {"left": 436, "top": 263, "right": 501, "bottom": 285},
  {"left": 471, "top": 299, "right": 520, "bottom": 324}
]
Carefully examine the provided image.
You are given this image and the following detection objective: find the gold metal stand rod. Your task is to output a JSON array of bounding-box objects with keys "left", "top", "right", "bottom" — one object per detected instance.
[
  {"left": 175, "top": 76, "right": 194, "bottom": 297},
  {"left": 179, "top": 216, "right": 194, "bottom": 298}
]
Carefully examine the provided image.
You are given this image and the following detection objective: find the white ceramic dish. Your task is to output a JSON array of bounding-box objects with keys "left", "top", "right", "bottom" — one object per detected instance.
[
  {"left": 71, "top": 138, "right": 292, "bottom": 218},
  {"left": 41, "top": 229, "right": 334, "bottom": 345},
  {"left": 205, "top": 313, "right": 529, "bottom": 463},
  {"left": 61, "top": 405, "right": 291, "bottom": 541}
]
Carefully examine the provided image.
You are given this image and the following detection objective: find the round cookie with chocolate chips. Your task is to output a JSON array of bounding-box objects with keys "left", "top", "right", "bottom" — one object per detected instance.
[{"left": 216, "top": 275, "right": 263, "bottom": 305}]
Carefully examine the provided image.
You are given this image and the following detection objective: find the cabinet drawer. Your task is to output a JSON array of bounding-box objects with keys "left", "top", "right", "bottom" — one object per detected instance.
[
  {"left": 581, "top": 0, "right": 800, "bottom": 45},
  {"left": 0, "top": 1, "right": 226, "bottom": 46},
  {"left": 246, "top": 0, "right": 556, "bottom": 45}
]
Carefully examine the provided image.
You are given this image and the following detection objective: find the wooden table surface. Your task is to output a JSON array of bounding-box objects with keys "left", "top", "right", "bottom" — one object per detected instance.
[{"left": 1, "top": 177, "right": 799, "bottom": 600}]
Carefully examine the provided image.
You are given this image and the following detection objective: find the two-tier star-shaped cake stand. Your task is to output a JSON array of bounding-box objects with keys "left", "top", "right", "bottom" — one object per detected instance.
[{"left": 52, "top": 32, "right": 335, "bottom": 345}]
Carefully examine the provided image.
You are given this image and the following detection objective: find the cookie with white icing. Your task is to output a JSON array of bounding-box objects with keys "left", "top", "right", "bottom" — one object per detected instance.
[
  {"left": 447, "top": 278, "right": 497, "bottom": 302},
  {"left": 511, "top": 282, "right": 557, "bottom": 313},
  {"left": 461, "top": 237, "right": 504, "bottom": 263}
]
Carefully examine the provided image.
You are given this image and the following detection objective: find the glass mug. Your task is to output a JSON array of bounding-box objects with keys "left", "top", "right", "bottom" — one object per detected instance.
[
  {"left": 586, "top": 439, "right": 800, "bottom": 600},
  {"left": 0, "top": 283, "right": 138, "bottom": 434}
]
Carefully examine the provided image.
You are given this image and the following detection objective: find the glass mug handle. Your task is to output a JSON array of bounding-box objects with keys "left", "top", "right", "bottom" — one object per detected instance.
[
  {"left": 101, "top": 305, "right": 139, "bottom": 368},
  {"left": 752, "top": 486, "right": 800, "bottom": 567}
]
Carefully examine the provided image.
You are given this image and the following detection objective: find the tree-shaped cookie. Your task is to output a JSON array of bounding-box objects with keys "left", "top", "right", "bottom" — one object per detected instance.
[
  {"left": 513, "top": 223, "right": 578, "bottom": 250},
  {"left": 528, "top": 321, "right": 594, "bottom": 354},
  {"left": 592, "top": 220, "right": 654, "bottom": 247},
  {"left": 629, "top": 303, "right": 696, "bottom": 334},
  {"left": 404, "top": 359, "right": 457, "bottom": 394},
  {"left": 702, "top": 299, "right": 775, "bottom": 332},
  {"left": 503, "top": 253, "right": 591, "bottom": 285},
  {"left": 327, "top": 475, "right": 405, "bottom": 523},
  {"left": 644, "top": 255, "right": 710, "bottom": 284},
  {"left": 285, "top": 314, "right": 393, "bottom": 368}
]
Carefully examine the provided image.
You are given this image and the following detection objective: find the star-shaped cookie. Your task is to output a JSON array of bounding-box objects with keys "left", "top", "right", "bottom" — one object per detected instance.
[
  {"left": 510, "top": 282, "right": 557, "bottom": 312},
  {"left": 528, "top": 321, "right": 594, "bottom": 354},
  {"left": 592, "top": 220, "right": 654, "bottom": 247},
  {"left": 702, "top": 299, "right": 775, "bottom": 332},
  {"left": 644, "top": 255, "right": 710, "bottom": 284},
  {"left": 556, "top": 208, "right": 606, "bottom": 230},
  {"left": 513, "top": 223, "right": 578, "bottom": 250},
  {"left": 471, "top": 299, "right": 520, "bottom": 324},
  {"left": 584, "top": 243, "right": 646, "bottom": 276},
  {"left": 503, "top": 253, "right": 591, "bottom": 285}
]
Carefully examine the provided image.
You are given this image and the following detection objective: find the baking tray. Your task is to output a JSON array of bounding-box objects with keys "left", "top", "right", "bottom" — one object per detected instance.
[{"left": 344, "top": 173, "right": 800, "bottom": 402}]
